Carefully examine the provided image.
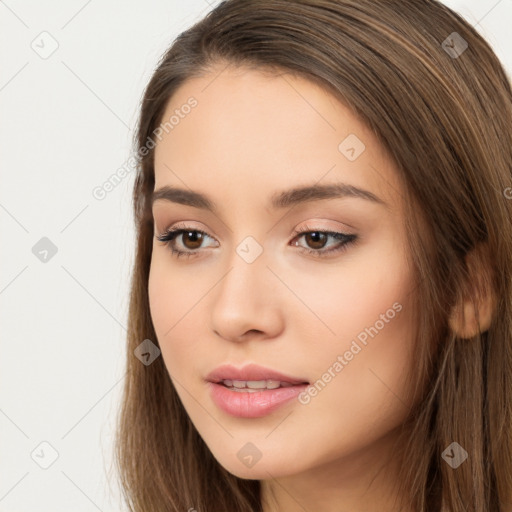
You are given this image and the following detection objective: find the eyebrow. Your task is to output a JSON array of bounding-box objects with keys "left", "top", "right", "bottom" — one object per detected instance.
[{"left": 151, "top": 182, "right": 386, "bottom": 212}]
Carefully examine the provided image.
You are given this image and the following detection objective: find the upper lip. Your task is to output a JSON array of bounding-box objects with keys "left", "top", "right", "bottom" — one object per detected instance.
[{"left": 206, "top": 363, "right": 309, "bottom": 385}]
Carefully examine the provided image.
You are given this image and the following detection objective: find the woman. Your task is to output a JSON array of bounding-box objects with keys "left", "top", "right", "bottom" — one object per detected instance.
[{"left": 115, "top": 1, "right": 512, "bottom": 510}]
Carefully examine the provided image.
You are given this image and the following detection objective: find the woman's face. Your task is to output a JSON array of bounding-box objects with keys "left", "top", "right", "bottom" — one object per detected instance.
[{"left": 149, "top": 64, "right": 418, "bottom": 485}]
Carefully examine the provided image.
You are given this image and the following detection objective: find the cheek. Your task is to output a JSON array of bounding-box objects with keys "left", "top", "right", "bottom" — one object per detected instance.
[
  {"left": 148, "top": 253, "right": 211, "bottom": 376},
  {"left": 148, "top": 256, "right": 169, "bottom": 333},
  {"left": 148, "top": 255, "right": 182, "bottom": 367},
  {"left": 293, "top": 233, "right": 416, "bottom": 408},
  {"left": 148, "top": 251, "right": 194, "bottom": 326},
  {"left": 287, "top": 232, "right": 412, "bottom": 348}
]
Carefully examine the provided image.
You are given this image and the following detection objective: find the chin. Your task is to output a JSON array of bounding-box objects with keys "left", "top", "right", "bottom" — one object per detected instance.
[{"left": 210, "top": 449, "right": 298, "bottom": 480}]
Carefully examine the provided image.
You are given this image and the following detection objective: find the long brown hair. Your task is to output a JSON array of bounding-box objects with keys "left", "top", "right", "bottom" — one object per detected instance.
[{"left": 114, "top": 1, "right": 512, "bottom": 510}]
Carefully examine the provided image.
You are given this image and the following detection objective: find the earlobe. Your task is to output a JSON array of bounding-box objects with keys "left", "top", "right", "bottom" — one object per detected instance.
[
  {"left": 449, "top": 294, "right": 494, "bottom": 339},
  {"left": 448, "top": 244, "right": 496, "bottom": 339}
]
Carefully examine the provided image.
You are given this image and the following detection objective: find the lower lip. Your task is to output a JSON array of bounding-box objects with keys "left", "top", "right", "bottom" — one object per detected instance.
[{"left": 207, "top": 382, "right": 309, "bottom": 418}]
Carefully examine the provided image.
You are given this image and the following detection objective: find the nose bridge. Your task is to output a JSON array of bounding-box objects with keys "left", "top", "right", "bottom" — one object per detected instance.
[
  {"left": 210, "top": 231, "right": 282, "bottom": 340},
  {"left": 221, "top": 233, "right": 269, "bottom": 304}
]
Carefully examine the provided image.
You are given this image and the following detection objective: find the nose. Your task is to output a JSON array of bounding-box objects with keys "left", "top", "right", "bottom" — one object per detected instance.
[{"left": 209, "top": 242, "right": 284, "bottom": 343}]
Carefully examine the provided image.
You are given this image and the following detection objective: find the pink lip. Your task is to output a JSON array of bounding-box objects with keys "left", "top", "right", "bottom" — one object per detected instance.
[
  {"left": 205, "top": 363, "right": 309, "bottom": 418},
  {"left": 205, "top": 363, "right": 308, "bottom": 385},
  {"left": 207, "top": 382, "right": 309, "bottom": 418}
]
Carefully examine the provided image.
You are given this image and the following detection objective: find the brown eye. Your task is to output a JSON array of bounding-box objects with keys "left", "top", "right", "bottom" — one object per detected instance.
[
  {"left": 181, "top": 230, "right": 204, "bottom": 250},
  {"left": 156, "top": 226, "right": 217, "bottom": 259},
  {"left": 291, "top": 227, "right": 357, "bottom": 258},
  {"left": 303, "top": 232, "right": 328, "bottom": 250}
]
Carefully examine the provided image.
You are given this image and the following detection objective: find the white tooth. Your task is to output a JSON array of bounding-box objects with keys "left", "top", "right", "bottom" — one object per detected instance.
[
  {"left": 246, "top": 380, "right": 268, "bottom": 389},
  {"left": 231, "top": 387, "right": 259, "bottom": 393},
  {"left": 225, "top": 380, "right": 295, "bottom": 390}
]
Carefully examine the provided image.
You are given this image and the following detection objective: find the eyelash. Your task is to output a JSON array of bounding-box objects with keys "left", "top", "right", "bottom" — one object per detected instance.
[{"left": 155, "top": 222, "right": 357, "bottom": 260}]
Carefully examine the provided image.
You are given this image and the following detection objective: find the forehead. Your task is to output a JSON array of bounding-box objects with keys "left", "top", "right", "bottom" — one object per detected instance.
[{"left": 153, "top": 64, "right": 402, "bottom": 210}]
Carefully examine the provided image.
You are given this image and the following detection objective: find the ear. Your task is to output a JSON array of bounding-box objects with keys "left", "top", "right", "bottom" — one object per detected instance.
[{"left": 448, "top": 243, "right": 496, "bottom": 339}]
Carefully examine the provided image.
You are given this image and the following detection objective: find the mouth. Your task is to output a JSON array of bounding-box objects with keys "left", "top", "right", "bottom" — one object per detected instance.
[{"left": 205, "top": 363, "right": 310, "bottom": 418}]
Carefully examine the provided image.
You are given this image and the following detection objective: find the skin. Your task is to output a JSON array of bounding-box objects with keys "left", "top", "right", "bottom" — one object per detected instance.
[{"left": 149, "top": 63, "right": 420, "bottom": 512}]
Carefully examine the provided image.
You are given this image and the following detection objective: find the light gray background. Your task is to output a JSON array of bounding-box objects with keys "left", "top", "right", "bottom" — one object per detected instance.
[{"left": 1, "top": 1, "right": 511, "bottom": 510}]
